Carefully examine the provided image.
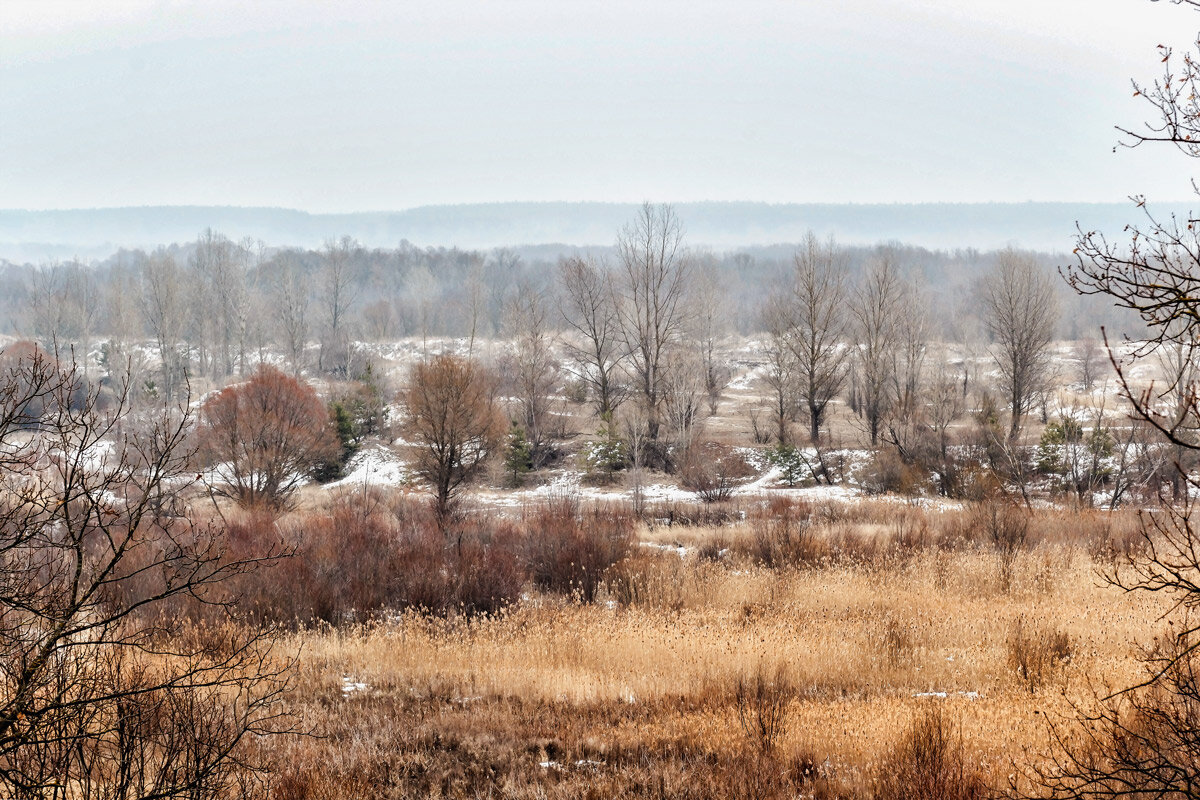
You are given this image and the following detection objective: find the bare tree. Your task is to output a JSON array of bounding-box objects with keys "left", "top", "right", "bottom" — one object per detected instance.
[
  {"left": 613, "top": 203, "right": 691, "bottom": 452},
  {"left": 691, "top": 257, "right": 731, "bottom": 416},
  {"left": 1019, "top": 5, "right": 1200, "bottom": 793},
  {"left": 463, "top": 257, "right": 488, "bottom": 357},
  {"left": 190, "top": 229, "right": 245, "bottom": 380},
  {"left": 789, "top": 233, "right": 850, "bottom": 444},
  {"left": 319, "top": 235, "right": 358, "bottom": 377},
  {"left": 140, "top": 250, "right": 187, "bottom": 403},
  {"left": 893, "top": 275, "right": 930, "bottom": 420},
  {"left": 28, "top": 262, "right": 79, "bottom": 351},
  {"left": 1076, "top": 336, "right": 1103, "bottom": 391},
  {"left": 981, "top": 250, "right": 1058, "bottom": 440},
  {"left": 502, "top": 282, "right": 558, "bottom": 465},
  {"left": 101, "top": 255, "right": 144, "bottom": 388},
  {"left": 273, "top": 252, "right": 310, "bottom": 376},
  {"left": 1152, "top": 337, "right": 1200, "bottom": 499},
  {"left": 559, "top": 255, "right": 625, "bottom": 418},
  {"left": 761, "top": 292, "right": 799, "bottom": 444},
  {"left": 404, "top": 263, "right": 439, "bottom": 355},
  {"left": 0, "top": 346, "right": 291, "bottom": 798},
  {"left": 850, "top": 252, "right": 904, "bottom": 446},
  {"left": 401, "top": 354, "right": 505, "bottom": 520},
  {"left": 661, "top": 345, "right": 708, "bottom": 451},
  {"left": 487, "top": 248, "right": 521, "bottom": 330}
]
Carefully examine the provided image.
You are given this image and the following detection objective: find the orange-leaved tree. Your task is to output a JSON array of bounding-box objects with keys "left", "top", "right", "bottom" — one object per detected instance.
[
  {"left": 401, "top": 354, "right": 505, "bottom": 520},
  {"left": 198, "top": 363, "right": 338, "bottom": 509}
]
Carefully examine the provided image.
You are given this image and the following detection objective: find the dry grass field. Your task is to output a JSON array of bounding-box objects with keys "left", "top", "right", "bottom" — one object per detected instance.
[{"left": 256, "top": 498, "right": 1166, "bottom": 799}]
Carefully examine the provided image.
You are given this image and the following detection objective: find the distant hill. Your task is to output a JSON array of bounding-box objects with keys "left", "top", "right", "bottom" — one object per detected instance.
[{"left": 0, "top": 201, "right": 1192, "bottom": 261}]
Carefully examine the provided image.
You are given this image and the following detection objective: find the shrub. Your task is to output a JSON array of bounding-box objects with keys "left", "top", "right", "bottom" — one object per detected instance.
[
  {"left": 735, "top": 666, "right": 794, "bottom": 754},
  {"left": 680, "top": 440, "right": 755, "bottom": 503},
  {"left": 228, "top": 500, "right": 524, "bottom": 624},
  {"left": 521, "top": 500, "right": 635, "bottom": 602},
  {"left": 746, "top": 497, "right": 818, "bottom": 568},
  {"left": 872, "top": 707, "right": 986, "bottom": 800},
  {"left": 971, "top": 500, "right": 1028, "bottom": 591},
  {"left": 197, "top": 364, "right": 340, "bottom": 509},
  {"left": 1007, "top": 616, "right": 1072, "bottom": 691},
  {"left": 859, "top": 447, "right": 929, "bottom": 495}
]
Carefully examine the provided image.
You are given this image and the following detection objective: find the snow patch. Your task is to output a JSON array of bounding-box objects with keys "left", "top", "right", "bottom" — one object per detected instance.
[{"left": 326, "top": 446, "right": 408, "bottom": 489}]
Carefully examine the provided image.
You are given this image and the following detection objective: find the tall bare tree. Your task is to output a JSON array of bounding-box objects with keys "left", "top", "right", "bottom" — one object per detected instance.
[
  {"left": 691, "top": 257, "right": 730, "bottom": 415},
  {"left": 1030, "top": 5, "right": 1200, "bottom": 791},
  {"left": 761, "top": 292, "right": 799, "bottom": 445},
  {"left": 28, "top": 262, "right": 76, "bottom": 349},
  {"left": 893, "top": 275, "right": 930, "bottom": 420},
  {"left": 613, "top": 203, "right": 691, "bottom": 449},
  {"left": 789, "top": 233, "right": 850, "bottom": 444},
  {"left": 559, "top": 255, "right": 624, "bottom": 418},
  {"left": 502, "top": 282, "right": 558, "bottom": 465},
  {"left": 273, "top": 252, "right": 310, "bottom": 376},
  {"left": 850, "top": 252, "right": 904, "bottom": 446},
  {"left": 140, "top": 250, "right": 187, "bottom": 403},
  {"left": 319, "top": 235, "right": 358, "bottom": 377},
  {"left": 190, "top": 229, "right": 244, "bottom": 380},
  {"left": 981, "top": 250, "right": 1058, "bottom": 440}
]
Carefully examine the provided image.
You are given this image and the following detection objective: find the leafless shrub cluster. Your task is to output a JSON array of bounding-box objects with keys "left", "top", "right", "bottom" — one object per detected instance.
[
  {"left": 0, "top": 345, "right": 290, "bottom": 797},
  {"left": 1007, "top": 617, "right": 1073, "bottom": 692},
  {"left": 872, "top": 708, "right": 987, "bottom": 800}
]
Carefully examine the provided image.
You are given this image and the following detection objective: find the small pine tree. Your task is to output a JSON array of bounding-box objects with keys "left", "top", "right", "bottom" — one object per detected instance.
[
  {"left": 504, "top": 423, "right": 533, "bottom": 486},
  {"left": 765, "top": 443, "right": 810, "bottom": 487},
  {"left": 312, "top": 401, "right": 358, "bottom": 482},
  {"left": 579, "top": 417, "right": 627, "bottom": 483}
]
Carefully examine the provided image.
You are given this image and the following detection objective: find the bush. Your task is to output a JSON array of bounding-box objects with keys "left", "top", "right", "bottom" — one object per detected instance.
[
  {"left": 680, "top": 440, "right": 755, "bottom": 502},
  {"left": 197, "top": 364, "right": 340, "bottom": 509},
  {"left": 735, "top": 666, "right": 795, "bottom": 754},
  {"left": 859, "top": 447, "right": 929, "bottom": 495},
  {"left": 745, "top": 497, "right": 818, "bottom": 568},
  {"left": 1007, "top": 616, "right": 1072, "bottom": 691},
  {"left": 521, "top": 499, "right": 635, "bottom": 602},
  {"left": 228, "top": 500, "right": 524, "bottom": 624},
  {"left": 872, "top": 707, "right": 987, "bottom": 800},
  {"left": 973, "top": 501, "right": 1029, "bottom": 592}
]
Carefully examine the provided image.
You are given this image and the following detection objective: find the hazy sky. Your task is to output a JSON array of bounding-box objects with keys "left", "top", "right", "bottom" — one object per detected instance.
[{"left": 2, "top": 1, "right": 1198, "bottom": 212}]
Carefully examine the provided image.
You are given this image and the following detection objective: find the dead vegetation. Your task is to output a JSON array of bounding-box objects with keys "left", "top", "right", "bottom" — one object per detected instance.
[{"left": 241, "top": 493, "right": 1165, "bottom": 799}]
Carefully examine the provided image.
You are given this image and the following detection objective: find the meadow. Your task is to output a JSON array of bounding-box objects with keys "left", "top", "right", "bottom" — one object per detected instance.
[{"left": 252, "top": 495, "right": 1163, "bottom": 799}]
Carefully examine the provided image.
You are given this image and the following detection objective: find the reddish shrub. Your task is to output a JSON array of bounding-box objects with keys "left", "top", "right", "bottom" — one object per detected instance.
[
  {"left": 521, "top": 500, "right": 635, "bottom": 602},
  {"left": 197, "top": 365, "right": 339, "bottom": 510},
  {"left": 226, "top": 501, "right": 523, "bottom": 625}
]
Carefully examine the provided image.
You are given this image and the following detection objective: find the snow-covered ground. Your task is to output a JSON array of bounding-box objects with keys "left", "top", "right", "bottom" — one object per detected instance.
[{"left": 325, "top": 444, "right": 409, "bottom": 490}]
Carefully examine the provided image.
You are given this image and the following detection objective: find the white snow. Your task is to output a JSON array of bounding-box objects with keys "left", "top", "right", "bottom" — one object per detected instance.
[
  {"left": 340, "top": 676, "right": 370, "bottom": 696},
  {"left": 325, "top": 445, "right": 408, "bottom": 490}
]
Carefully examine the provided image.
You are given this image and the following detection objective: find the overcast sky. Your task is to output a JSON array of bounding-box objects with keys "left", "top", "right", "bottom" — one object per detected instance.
[{"left": 2, "top": 1, "right": 1198, "bottom": 212}]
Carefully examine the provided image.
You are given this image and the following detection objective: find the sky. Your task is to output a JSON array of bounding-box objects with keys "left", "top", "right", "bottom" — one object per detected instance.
[{"left": 2, "top": 0, "right": 1199, "bottom": 212}]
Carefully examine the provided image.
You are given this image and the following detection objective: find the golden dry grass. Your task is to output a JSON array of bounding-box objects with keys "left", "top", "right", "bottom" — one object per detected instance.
[{"left": 264, "top": 505, "right": 1168, "bottom": 799}]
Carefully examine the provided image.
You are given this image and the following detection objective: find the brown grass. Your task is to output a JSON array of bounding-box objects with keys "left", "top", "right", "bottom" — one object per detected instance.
[{"left": 251, "top": 499, "right": 1164, "bottom": 798}]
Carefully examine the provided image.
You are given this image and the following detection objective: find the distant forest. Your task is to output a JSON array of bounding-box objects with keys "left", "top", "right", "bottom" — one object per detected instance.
[
  {"left": 0, "top": 201, "right": 1192, "bottom": 260},
  {"left": 0, "top": 223, "right": 1138, "bottom": 369}
]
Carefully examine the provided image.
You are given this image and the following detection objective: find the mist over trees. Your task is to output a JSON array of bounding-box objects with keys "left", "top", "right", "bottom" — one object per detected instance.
[{"left": 0, "top": 222, "right": 1134, "bottom": 389}]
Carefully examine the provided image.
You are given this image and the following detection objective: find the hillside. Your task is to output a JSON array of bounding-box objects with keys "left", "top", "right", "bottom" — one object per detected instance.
[{"left": 0, "top": 201, "right": 1190, "bottom": 261}]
